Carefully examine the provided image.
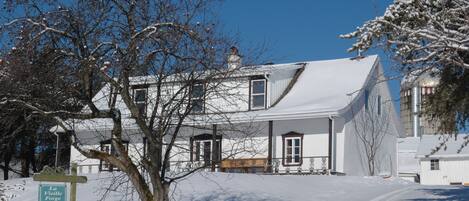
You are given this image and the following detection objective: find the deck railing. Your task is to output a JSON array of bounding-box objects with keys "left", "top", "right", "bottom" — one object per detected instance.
[
  {"left": 75, "top": 156, "right": 330, "bottom": 175},
  {"left": 271, "top": 156, "right": 329, "bottom": 175}
]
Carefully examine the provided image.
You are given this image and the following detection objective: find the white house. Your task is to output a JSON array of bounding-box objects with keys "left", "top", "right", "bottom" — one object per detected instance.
[
  {"left": 63, "top": 55, "right": 401, "bottom": 176},
  {"left": 416, "top": 134, "right": 469, "bottom": 185}
]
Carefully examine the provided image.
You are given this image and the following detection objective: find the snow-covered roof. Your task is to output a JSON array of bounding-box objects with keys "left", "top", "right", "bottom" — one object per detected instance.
[
  {"left": 189, "top": 55, "right": 378, "bottom": 122},
  {"left": 416, "top": 134, "right": 469, "bottom": 158},
  {"left": 259, "top": 55, "right": 378, "bottom": 120},
  {"left": 128, "top": 62, "right": 304, "bottom": 86},
  {"left": 55, "top": 55, "right": 379, "bottom": 132},
  {"left": 398, "top": 137, "right": 420, "bottom": 153}
]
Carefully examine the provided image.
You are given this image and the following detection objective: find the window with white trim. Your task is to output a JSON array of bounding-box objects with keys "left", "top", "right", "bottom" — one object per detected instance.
[
  {"left": 430, "top": 159, "right": 439, "bottom": 170},
  {"left": 133, "top": 88, "right": 147, "bottom": 117},
  {"left": 191, "top": 84, "right": 204, "bottom": 113},
  {"left": 251, "top": 79, "right": 266, "bottom": 109},
  {"left": 191, "top": 135, "right": 221, "bottom": 166},
  {"left": 282, "top": 132, "right": 303, "bottom": 166}
]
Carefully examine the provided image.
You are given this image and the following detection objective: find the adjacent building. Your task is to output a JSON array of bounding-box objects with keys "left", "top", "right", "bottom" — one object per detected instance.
[
  {"left": 416, "top": 134, "right": 469, "bottom": 185},
  {"left": 398, "top": 70, "right": 440, "bottom": 183},
  {"left": 400, "top": 70, "right": 440, "bottom": 137}
]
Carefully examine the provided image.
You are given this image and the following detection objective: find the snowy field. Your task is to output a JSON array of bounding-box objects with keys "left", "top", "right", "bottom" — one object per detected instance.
[{"left": 1, "top": 172, "right": 469, "bottom": 201}]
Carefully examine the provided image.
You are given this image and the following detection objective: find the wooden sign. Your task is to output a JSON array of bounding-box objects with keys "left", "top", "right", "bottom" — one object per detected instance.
[{"left": 33, "top": 163, "right": 87, "bottom": 201}]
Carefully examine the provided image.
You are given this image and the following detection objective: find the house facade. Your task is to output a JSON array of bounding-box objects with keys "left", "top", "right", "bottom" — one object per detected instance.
[
  {"left": 63, "top": 55, "right": 401, "bottom": 176},
  {"left": 416, "top": 134, "right": 469, "bottom": 185}
]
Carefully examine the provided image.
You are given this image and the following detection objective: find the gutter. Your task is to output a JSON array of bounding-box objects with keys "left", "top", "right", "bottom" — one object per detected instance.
[{"left": 416, "top": 154, "right": 469, "bottom": 159}]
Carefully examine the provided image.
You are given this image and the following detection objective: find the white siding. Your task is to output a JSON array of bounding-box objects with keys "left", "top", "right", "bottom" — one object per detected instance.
[
  {"left": 420, "top": 158, "right": 469, "bottom": 185},
  {"left": 205, "top": 78, "right": 250, "bottom": 112},
  {"left": 336, "top": 131, "right": 345, "bottom": 173},
  {"left": 71, "top": 143, "right": 145, "bottom": 174},
  {"left": 342, "top": 63, "right": 399, "bottom": 176},
  {"left": 268, "top": 69, "right": 297, "bottom": 106},
  {"left": 272, "top": 118, "right": 344, "bottom": 173}
]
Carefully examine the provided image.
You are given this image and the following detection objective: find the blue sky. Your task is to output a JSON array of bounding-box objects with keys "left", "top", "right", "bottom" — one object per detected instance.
[{"left": 216, "top": 0, "right": 401, "bottom": 110}]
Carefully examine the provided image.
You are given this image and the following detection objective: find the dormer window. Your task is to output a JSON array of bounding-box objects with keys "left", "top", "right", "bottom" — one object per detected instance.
[
  {"left": 251, "top": 79, "right": 266, "bottom": 110},
  {"left": 133, "top": 88, "right": 147, "bottom": 117},
  {"left": 191, "top": 84, "right": 205, "bottom": 113}
]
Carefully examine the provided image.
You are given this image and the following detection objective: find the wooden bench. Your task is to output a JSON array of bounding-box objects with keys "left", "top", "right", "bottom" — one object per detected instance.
[{"left": 220, "top": 158, "right": 268, "bottom": 173}]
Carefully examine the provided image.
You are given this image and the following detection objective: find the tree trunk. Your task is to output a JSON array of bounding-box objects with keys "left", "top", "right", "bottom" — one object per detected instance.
[
  {"left": 154, "top": 182, "right": 170, "bottom": 201},
  {"left": 20, "top": 138, "right": 30, "bottom": 177},
  {"left": 368, "top": 158, "right": 375, "bottom": 176},
  {"left": 2, "top": 150, "right": 12, "bottom": 180},
  {"left": 29, "top": 135, "right": 37, "bottom": 173}
]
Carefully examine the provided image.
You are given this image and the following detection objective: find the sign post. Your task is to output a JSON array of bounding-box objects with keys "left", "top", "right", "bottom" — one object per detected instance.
[{"left": 34, "top": 163, "right": 87, "bottom": 201}]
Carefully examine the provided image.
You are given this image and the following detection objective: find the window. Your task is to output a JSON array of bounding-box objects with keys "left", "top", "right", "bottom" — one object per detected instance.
[
  {"left": 430, "top": 159, "right": 440, "bottom": 170},
  {"left": 364, "top": 89, "right": 369, "bottom": 111},
  {"left": 100, "top": 143, "right": 112, "bottom": 171},
  {"left": 377, "top": 95, "right": 382, "bottom": 115},
  {"left": 191, "top": 84, "right": 204, "bottom": 113},
  {"left": 190, "top": 134, "right": 221, "bottom": 166},
  {"left": 282, "top": 132, "right": 303, "bottom": 166},
  {"left": 251, "top": 79, "right": 266, "bottom": 109},
  {"left": 99, "top": 140, "right": 129, "bottom": 171},
  {"left": 133, "top": 88, "right": 147, "bottom": 117}
]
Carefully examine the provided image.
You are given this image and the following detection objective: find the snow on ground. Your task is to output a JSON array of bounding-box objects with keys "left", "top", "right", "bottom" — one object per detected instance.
[
  {"left": 387, "top": 185, "right": 469, "bottom": 201},
  {"left": 1, "top": 172, "right": 468, "bottom": 201}
]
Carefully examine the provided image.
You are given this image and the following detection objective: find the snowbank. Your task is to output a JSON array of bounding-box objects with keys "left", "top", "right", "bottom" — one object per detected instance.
[{"left": 1, "top": 172, "right": 414, "bottom": 201}]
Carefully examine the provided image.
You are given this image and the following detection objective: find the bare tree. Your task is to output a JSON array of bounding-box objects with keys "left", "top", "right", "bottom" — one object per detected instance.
[
  {"left": 0, "top": 1, "right": 264, "bottom": 200},
  {"left": 350, "top": 92, "right": 392, "bottom": 176}
]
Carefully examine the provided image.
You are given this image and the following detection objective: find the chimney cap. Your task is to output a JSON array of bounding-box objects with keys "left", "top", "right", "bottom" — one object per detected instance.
[{"left": 230, "top": 46, "right": 239, "bottom": 54}]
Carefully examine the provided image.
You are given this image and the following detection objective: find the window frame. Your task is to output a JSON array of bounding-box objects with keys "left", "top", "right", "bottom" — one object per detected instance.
[
  {"left": 132, "top": 87, "right": 148, "bottom": 118},
  {"left": 282, "top": 132, "right": 304, "bottom": 166},
  {"left": 190, "top": 83, "right": 205, "bottom": 113},
  {"left": 190, "top": 134, "right": 222, "bottom": 165},
  {"left": 100, "top": 143, "right": 112, "bottom": 171},
  {"left": 99, "top": 139, "right": 129, "bottom": 172},
  {"left": 430, "top": 159, "right": 440, "bottom": 170},
  {"left": 250, "top": 78, "right": 267, "bottom": 110}
]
